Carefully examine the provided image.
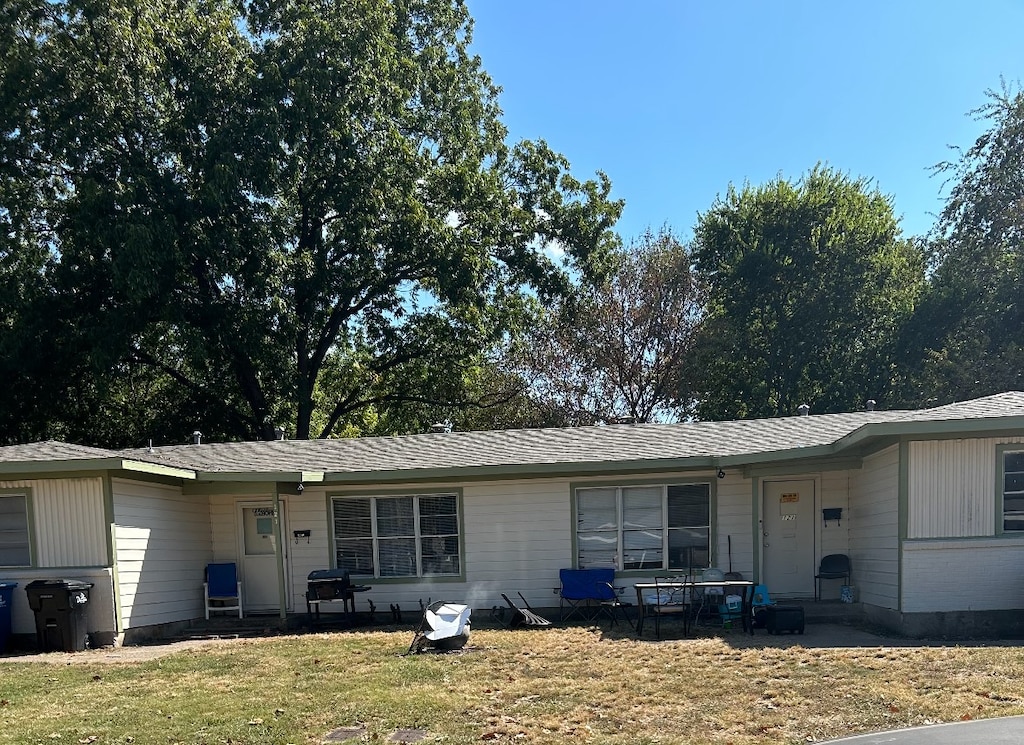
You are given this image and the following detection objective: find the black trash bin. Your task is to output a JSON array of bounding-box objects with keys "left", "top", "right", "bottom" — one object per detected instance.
[
  {"left": 0, "top": 582, "right": 17, "bottom": 653},
  {"left": 25, "top": 579, "right": 93, "bottom": 652}
]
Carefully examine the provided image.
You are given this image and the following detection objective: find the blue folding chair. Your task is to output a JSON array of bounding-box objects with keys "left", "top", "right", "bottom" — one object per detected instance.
[
  {"left": 204, "top": 562, "right": 243, "bottom": 619},
  {"left": 559, "top": 568, "right": 619, "bottom": 623}
]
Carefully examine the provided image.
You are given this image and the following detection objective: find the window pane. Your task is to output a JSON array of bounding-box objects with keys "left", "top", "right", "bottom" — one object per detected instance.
[
  {"left": 577, "top": 531, "right": 618, "bottom": 568},
  {"left": 623, "top": 528, "right": 663, "bottom": 569},
  {"left": 379, "top": 537, "right": 417, "bottom": 576},
  {"left": 622, "top": 486, "right": 662, "bottom": 530},
  {"left": 0, "top": 495, "right": 30, "bottom": 567},
  {"left": 419, "top": 494, "right": 457, "bottom": 517},
  {"left": 668, "top": 526, "right": 710, "bottom": 569},
  {"left": 333, "top": 499, "right": 372, "bottom": 539},
  {"left": 336, "top": 539, "right": 374, "bottom": 575},
  {"left": 1005, "top": 451, "right": 1024, "bottom": 473},
  {"left": 376, "top": 498, "right": 415, "bottom": 537},
  {"left": 421, "top": 535, "right": 460, "bottom": 575},
  {"left": 577, "top": 488, "right": 617, "bottom": 531},
  {"left": 1005, "top": 472, "right": 1024, "bottom": 494},
  {"left": 1004, "top": 452, "right": 1024, "bottom": 531},
  {"left": 420, "top": 514, "right": 458, "bottom": 536},
  {"left": 668, "top": 484, "right": 710, "bottom": 527}
]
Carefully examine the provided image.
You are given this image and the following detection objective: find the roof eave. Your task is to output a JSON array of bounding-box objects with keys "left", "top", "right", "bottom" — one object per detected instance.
[
  {"left": 0, "top": 457, "right": 194, "bottom": 479},
  {"left": 833, "top": 415, "right": 1024, "bottom": 453},
  {"left": 195, "top": 470, "right": 325, "bottom": 483}
]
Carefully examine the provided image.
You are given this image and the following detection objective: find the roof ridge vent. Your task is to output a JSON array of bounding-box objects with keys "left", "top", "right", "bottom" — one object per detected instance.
[{"left": 430, "top": 421, "right": 452, "bottom": 434}]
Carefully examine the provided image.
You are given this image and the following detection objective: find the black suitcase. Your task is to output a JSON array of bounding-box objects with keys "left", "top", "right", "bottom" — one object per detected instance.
[{"left": 765, "top": 605, "right": 805, "bottom": 634}]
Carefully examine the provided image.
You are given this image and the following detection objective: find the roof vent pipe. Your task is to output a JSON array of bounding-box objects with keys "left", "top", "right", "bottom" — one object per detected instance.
[
  {"left": 797, "top": 404, "right": 810, "bottom": 417},
  {"left": 273, "top": 425, "right": 287, "bottom": 441},
  {"left": 430, "top": 421, "right": 452, "bottom": 434},
  {"left": 191, "top": 430, "right": 203, "bottom": 445},
  {"left": 866, "top": 399, "right": 876, "bottom": 412}
]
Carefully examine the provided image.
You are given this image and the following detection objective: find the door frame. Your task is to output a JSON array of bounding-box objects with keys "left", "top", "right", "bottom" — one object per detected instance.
[
  {"left": 758, "top": 477, "right": 817, "bottom": 597},
  {"left": 236, "top": 497, "right": 291, "bottom": 614}
]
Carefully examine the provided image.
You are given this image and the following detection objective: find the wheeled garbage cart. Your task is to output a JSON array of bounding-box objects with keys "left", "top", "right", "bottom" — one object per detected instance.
[
  {"left": 0, "top": 582, "right": 17, "bottom": 653},
  {"left": 25, "top": 579, "right": 93, "bottom": 652}
]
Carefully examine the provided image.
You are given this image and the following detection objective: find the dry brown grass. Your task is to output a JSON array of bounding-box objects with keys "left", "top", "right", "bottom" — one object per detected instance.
[{"left": 2, "top": 625, "right": 1024, "bottom": 744}]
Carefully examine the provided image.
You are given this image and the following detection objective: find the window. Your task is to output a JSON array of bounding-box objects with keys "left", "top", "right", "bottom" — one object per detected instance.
[
  {"left": 575, "top": 483, "right": 711, "bottom": 571},
  {"left": 1004, "top": 451, "right": 1024, "bottom": 532},
  {"left": 0, "top": 494, "right": 30, "bottom": 567},
  {"left": 332, "top": 493, "right": 460, "bottom": 578}
]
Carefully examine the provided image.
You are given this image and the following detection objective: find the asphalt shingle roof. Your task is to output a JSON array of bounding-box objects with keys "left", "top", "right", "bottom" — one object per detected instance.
[
  {"left": 116, "top": 391, "right": 1024, "bottom": 476},
  {"left": 4, "top": 392, "right": 1023, "bottom": 477}
]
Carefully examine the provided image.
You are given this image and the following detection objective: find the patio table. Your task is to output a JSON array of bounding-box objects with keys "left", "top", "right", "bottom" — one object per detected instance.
[{"left": 633, "top": 579, "right": 754, "bottom": 637}]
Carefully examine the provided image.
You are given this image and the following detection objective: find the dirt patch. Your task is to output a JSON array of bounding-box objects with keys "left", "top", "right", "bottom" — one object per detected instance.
[{"left": 1, "top": 635, "right": 249, "bottom": 664}]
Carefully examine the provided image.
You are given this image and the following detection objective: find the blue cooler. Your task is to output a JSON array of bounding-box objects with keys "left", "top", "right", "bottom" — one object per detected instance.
[{"left": 0, "top": 582, "right": 17, "bottom": 653}]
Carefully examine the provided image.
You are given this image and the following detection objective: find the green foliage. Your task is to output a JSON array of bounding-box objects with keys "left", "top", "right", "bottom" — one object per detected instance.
[
  {"left": 0, "top": 0, "right": 621, "bottom": 444},
  {"left": 900, "top": 83, "right": 1024, "bottom": 403},
  {"left": 690, "top": 165, "right": 924, "bottom": 419},
  {"left": 512, "top": 227, "right": 704, "bottom": 424}
]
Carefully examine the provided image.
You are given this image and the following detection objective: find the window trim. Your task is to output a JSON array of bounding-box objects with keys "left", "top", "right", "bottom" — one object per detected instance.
[
  {"left": 570, "top": 476, "right": 717, "bottom": 575},
  {"left": 328, "top": 488, "right": 465, "bottom": 584},
  {"left": 997, "top": 445, "right": 1024, "bottom": 535},
  {"left": 0, "top": 486, "right": 35, "bottom": 568}
]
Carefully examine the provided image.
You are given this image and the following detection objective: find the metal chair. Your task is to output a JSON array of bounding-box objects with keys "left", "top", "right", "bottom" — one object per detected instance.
[
  {"left": 814, "top": 554, "right": 851, "bottom": 600},
  {"left": 649, "top": 575, "right": 691, "bottom": 639}
]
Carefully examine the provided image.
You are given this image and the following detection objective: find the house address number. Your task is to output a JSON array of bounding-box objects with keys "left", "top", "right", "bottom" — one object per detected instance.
[{"left": 253, "top": 507, "right": 276, "bottom": 517}]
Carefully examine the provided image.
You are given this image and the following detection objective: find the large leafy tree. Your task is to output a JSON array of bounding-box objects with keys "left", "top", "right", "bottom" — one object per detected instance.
[
  {"left": 0, "top": 0, "right": 621, "bottom": 444},
  {"left": 512, "top": 228, "right": 705, "bottom": 425},
  {"left": 690, "top": 166, "right": 924, "bottom": 420},
  {"left": 900, "top": 83, "right": 1024, "bottom": 403}
]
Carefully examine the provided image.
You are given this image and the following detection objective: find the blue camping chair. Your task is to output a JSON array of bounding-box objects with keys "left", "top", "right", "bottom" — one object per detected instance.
[
  {"left": 750, "top": 583, "right": 775, "bottom": 629},
  {"left": 204, "top": 562, "right": 243, "bottom": 619},
  {"left": 559, "top": 568, "right": 622, "bottom": 624}
]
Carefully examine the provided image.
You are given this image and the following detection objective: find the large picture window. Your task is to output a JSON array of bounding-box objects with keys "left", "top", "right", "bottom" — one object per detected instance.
[
  {"left": 332, "top": 493, "right": 460, "bottom": 578},
  {"left": 0, "top": 494, "right": 30, "bottom": 567},
  {"left": 1004, "top": 451, "right": 1024, "bottom": 532},
  {"left": 575, "top": 483, "right": 711, "bottom": 571}
]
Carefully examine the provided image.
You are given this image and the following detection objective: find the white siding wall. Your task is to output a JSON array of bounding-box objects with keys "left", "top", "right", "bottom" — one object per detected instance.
[
  {"left": 317, "top": 479, "right": 573, "bottom": 612},
  {"left": 849, "top": 445, "right": 900, "bottom": 610},
  {"left": 908, "top": 437, "right": 1024, "bottom": 539},
  {"left": 0, "top": 477, "right": 112, "bottom": 636},
  {"left": 819, "top": 471, "right": 851, "bottom": 559},
  {"left": 716, "top": 474, "right": 753, "bottom": 578},
  {"left": 1, "top": 477, "right": 107, "bottom": 568},
  {"left": 902, "top": 537, "right": 1024, "bottom": 612},
  {"left": 286, "top": 489, "right": 330, "bottom": 612},
  {"left": 308, "top": 471, "right": 741, "bottom": 614},
  {"left": 112, "top": 479, "right": 212, "bottom": 629}
]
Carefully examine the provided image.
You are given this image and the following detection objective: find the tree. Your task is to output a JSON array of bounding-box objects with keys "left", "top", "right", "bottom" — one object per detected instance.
[
  {"left": 902, "top": 82, "right": 1024, "bottom": 403},
  {"left": 690, "top": 166, "right": 924, "bottom": 420},
  {"left": 0, "top": 0, "right": 622, "bottom": 444},
  {"left": 512, "top": 228, "right": 705, "bottom": 425}
]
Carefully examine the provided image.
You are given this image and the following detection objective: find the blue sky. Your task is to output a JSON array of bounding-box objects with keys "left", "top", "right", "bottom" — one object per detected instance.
[{"left": 466, "top": 1, "right": 1024, "bottom": 243}]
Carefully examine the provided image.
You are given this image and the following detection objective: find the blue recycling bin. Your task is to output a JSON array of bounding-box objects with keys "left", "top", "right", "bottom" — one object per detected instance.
[{"left": 0, "top": 582, "right": 17, "bottom": 653}]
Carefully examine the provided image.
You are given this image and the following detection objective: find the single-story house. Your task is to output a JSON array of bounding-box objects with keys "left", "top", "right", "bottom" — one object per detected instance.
[{"left": 2, "top": 391, "right": 1023, "bottom": 645}]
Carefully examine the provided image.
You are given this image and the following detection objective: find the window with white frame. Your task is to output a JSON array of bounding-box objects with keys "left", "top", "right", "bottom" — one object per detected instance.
[
  {"left": 332, "top": 493, "right": 460, "bottom": 578},
  {"left": 1004, "top": 450, "right": 1024, "bottom": 532},
  {"left": 0, "top": 494, "right": 30, "bottom": 567},
  {"left": 575, "top": 483, "right": 711, "bottom": 571}
]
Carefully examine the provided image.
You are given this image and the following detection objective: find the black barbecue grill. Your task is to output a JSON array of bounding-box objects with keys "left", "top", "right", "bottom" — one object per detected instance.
[{"left": 305, "top": 569, "right": 371, "bottom": 624}]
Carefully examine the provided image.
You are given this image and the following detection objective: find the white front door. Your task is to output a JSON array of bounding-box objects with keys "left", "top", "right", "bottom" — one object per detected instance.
[
  {"left": 238, "top": 501, "right": 287, "bottom": 612},
  {"left": 761, "top": 480, "right": 815, "bottom": 596}
]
